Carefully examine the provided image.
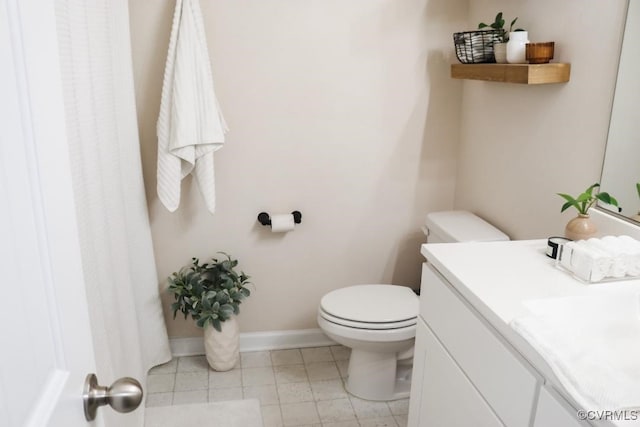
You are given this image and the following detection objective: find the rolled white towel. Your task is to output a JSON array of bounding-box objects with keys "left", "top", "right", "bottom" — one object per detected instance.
[
  {"left": 617, "top": 236, "right": 640, "bottom": 277},
  {"left": 569, "top": 241, "right": 606, "bottom": 282},
  {"left": 597, "top": 237, "right": 628, "bottom": 278},
  {"left": 582, "top": 239, "right": 615, "bottom": 279}
]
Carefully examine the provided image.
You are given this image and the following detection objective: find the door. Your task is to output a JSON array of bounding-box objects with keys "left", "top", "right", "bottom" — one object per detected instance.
[{"left": 1, "top": 1, "right": 100, "bottom": 425}]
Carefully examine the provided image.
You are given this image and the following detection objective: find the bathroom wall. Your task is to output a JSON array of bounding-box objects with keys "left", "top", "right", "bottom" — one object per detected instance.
[
  {"left": 454, "top": 0, "right": 629, "bottom": 239},
  {"left": 128, "top": 0, "right": 467, "bottom": 337}
]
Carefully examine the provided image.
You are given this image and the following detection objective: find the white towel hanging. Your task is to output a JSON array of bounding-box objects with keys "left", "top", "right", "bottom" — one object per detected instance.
[{"left": 157, "top": 0, "right": 228, "bottom": 213}]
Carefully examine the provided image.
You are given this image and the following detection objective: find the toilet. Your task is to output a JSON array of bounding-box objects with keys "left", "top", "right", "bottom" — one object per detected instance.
[{"left": 317, "top": 210, "right": 509, "bottom": 401}]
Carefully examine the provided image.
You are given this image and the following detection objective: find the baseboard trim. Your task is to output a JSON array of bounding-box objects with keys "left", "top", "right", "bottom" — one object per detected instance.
[{"left": 169, "top": 328, "right": 336, "bottom": 357}]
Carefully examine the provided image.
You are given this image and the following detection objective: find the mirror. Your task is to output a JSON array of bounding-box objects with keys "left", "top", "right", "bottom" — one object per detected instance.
[{"left": 600, "top": 0, "right": 640, "bottom": 221}]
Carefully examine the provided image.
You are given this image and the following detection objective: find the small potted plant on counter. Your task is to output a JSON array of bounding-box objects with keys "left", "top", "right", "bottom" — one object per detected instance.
[
  {"left": 557, "top": 183, "right": 618, "bottom": 240},
  {"left": 478, "top": 12, "right": 523, "bottom": 63},
  {"left": 168, "top": 253, "right": 252, "bottom": 371},
  {"left": 631, "top": 183, "right": 640, "bottom": 222}
]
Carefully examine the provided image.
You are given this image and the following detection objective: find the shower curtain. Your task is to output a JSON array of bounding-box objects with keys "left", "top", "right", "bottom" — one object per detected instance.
[{"left": 55, "top": 0, "right": 171, "bottom": 425}]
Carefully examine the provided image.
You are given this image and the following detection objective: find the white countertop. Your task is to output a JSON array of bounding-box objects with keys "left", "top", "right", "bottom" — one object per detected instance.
[{"left": 421, "top": 239, "right": 640, "bottom": 412}]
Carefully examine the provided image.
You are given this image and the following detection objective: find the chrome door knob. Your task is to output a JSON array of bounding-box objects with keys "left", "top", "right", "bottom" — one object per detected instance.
[{"left": 83, "top": 373, "right": 144, "bottom": 421}]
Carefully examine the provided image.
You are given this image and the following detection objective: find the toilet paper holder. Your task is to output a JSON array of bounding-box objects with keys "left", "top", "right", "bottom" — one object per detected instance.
[{"left": 257, "top": 211, "right": 302, "bottom": 227}]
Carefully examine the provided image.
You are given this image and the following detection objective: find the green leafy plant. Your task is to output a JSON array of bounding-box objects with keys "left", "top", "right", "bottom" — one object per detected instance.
[
  {"left": 167, "top": 253, "right": 251, "bottom": 332},
  {"left": 478, "top": 12, "right": 523, "bottom": 42},
  {"left": 636, "top": 182, "right": 640, "bottom": 200},
  {"left": 557, "top": 183, "right": 619, "bottom": 215}
]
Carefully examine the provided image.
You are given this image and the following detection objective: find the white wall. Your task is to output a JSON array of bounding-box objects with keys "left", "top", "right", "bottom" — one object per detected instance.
[
  {"left": 454, "top": 0, "right": 628, "bottom": 239},
  {"left": 129, "top": 0, "right": 467, "bottom": 337}
]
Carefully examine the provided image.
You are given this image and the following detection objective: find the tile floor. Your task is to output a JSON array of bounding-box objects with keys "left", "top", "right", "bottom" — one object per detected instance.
[{"left": 146, "top": 346, "right": 409, "bottom": 427}]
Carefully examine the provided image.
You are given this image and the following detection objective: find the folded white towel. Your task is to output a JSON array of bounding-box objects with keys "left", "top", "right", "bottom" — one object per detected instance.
[
  {"left": 157, "top": 0, "right": 228, "bottom": 213},
  {"left": 511, "top": 294, "right": 640, "bottom": 420},
  {"left": 618, "top": 236, "right": 640, "bottom": 277}
]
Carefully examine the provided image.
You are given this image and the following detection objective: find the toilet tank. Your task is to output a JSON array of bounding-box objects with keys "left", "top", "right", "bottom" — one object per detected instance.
[{"left": 424, "top": 210, "right": 509, "bottom": 243}]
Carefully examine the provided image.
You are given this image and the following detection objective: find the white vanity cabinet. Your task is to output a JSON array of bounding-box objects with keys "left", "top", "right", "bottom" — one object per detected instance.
[
  {"left": 408, "top": 241, "right": 596, "bottom": 427},
  {"left": 409, "top": 317, "right": 504, "bottom": 427}
]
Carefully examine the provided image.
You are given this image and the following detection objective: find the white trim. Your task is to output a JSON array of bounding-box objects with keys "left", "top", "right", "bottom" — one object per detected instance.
[
  {"left": 591, "top": 207, "right": 640, "bottom": 239},
  {"left": 169, "top": 328, "right": 336, "bottom": 357}
]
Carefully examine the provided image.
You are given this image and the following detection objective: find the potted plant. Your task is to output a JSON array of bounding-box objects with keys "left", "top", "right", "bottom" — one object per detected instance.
[
  {"left": 632, "top": 183, "right": 640, "bottom": 222},
  {"left": 557, "top": 183, "right": 618, "bottom": 240},
  {"left": 478, "top": 12, "right": 523, "bottom": 63},
  {"left": 168, "top": 253, "right": 252, "bottom": 371}
]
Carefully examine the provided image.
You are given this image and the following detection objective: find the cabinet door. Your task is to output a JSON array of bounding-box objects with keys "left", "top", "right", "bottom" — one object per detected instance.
[
  {"left": 534, "top": 386, "right": 590, "bottom": 427},
  {"left": 408, "top": 320, "right": 504, "bottom": 427},
  {"left": 420, "top": 263, "right": 539, "bottom": 427}
]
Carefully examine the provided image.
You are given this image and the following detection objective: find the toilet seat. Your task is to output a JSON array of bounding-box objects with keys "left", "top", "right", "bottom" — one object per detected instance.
[
  {"left": 317, "top": 313, "right": 417, "bottom": 343},
  {"left": 319, "top": 284, "right": 419, "bottom": 328},
  {"left": 318, "top": 308, "right": 416, "bottom": 330}
]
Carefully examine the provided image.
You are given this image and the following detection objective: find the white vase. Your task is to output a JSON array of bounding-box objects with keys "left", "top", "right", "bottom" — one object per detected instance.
[
  {"left": 493, "top": 42, "right": 507, "bottom": 63},
  {"left": 506, "top": 31, "right": 529, "bottom": 64},
  {"left": 204, "top": 317, "right": 240, "bottom": 371}
]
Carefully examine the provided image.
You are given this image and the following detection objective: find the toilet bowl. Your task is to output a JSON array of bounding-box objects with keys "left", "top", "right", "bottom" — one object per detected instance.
[
  {"left": 316, "top": 210, "right": 510, "bottom": 401},
  {"left": 317, "top": 284, "right": 418, "bottom": 401}
]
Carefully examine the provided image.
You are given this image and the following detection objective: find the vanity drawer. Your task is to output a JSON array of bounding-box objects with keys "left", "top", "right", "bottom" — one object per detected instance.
[{"left": 420, "top": 263, "right": 540, "bottom": 427}]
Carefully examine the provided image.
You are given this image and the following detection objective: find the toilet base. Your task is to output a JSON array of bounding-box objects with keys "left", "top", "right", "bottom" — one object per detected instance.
[{"left": 345, "top": 349, "right": 413, "bottom": 401}]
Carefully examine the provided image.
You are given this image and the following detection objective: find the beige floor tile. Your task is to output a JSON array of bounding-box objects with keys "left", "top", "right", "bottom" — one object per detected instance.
[
  {"left": 394, "top": 414, "right": 409, "bottom": 427},
  {"left": 277, "top": 381, "right": 313, "bottom": 403},
  {"left": 261, "top": 404, "right": 284, "bottom": 427},
  {"left": 315, "top": 398, "right": 356, "bottom": 423},
  {"left": 280, "top": 401, "right": 320, "bottom": 426},
  {"left": 305, "top": 361, "right": 340, "bottom": 382},
  {"left": 147, "top": 373, "right": 175, "bottom": 393},
  {"left": 209, "top": 368, "right": 242, "bottom": 388},
  {"left": 241, "top": 351, "right": 273, "bottom": 368},
  {"left": 321, "top": 421, "right": 360, "bottom": 427},
  {"left": 174, "top": 371, "right": 208, "bottom": 391},
  {"left": 208, "top": 386, "right": 243, "bottom": 402},
  {"left": 172, "top": 390, "right": 208, "bottom": 405},
  {"left": 310, "top": 379, "right": 348, "bottom": 401},
  {"left": 271, "top": 349, "right": 303, "bottom": 366},
  {"left": 387, "top": 398, "right": 410, "bottom": 415},
  {"left": 243, "top": 384, "right": 279, "bottom": 406},
  {"left": 336, "top": 359, "right": 349, "bottom": 378},
  {"left": 177, "top": 355, "right": 209, "bottom": 373},
  {"left": 301, "top": 347, "right": 334, "bottom": 363},
  {"left": 358, "top": 417, "right": 399, "bottom": 427},
  {"left": 350, "top": 396, "right": 393, "bottom": 419},
  {"left": 148, "top": 358, "right": 178, "bottom": 375},
  {"left": 242, "top": 366, "right": 276, "bottom": 386},
  {"left": 329, "top": 345, "right": 351, "bottom": 361},
  {"left": 145, "top": 392, "right": 173, "bottom": 407},
  {"left": 274, "top": 364, "right": 308, "bottom": 384}
]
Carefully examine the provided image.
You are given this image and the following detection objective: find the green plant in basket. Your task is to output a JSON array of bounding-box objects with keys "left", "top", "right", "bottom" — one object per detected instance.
[
  {"left": 478, "top": 12, "right": 523, "bottom": 42},
  {"left": 167, "top": 253, "right": 252, "bottom": 332},
  {"left": 557, "top": 183, "right": 618, "bottom": 215}
]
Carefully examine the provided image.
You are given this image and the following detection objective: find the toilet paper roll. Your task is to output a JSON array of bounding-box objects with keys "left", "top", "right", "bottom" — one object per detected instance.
[{"left": 270, "top": 214, "right": 295, "bottom": 232}]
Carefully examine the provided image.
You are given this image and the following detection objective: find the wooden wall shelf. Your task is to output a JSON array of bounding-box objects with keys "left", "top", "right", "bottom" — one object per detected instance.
[{"left": 451, "top": 63, "right": 571, "bottom": 84}]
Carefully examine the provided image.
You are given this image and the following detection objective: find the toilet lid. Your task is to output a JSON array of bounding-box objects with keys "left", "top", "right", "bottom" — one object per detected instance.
[{"left": 320, "top": 284, "right": 418, "bottom": 324}]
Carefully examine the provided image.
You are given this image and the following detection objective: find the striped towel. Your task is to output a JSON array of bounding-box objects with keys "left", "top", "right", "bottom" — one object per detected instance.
[{"left": 157, "top": 0, "right": 227, "bottom": 213}]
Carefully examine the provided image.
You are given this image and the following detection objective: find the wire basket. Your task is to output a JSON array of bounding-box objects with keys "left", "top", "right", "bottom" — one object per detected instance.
[{"left": 453, "top": 30, "right": 504, "bottom": 64}]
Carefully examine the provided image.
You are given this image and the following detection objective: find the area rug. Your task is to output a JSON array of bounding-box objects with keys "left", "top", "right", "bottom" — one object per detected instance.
[{"left": 145, "top": 399, "right": 263, "bottom": 427}]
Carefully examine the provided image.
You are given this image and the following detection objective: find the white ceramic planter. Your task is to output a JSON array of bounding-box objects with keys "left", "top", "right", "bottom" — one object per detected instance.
[
  {"left": 204, "top": 317, "right": 240, "bottom": 371},
  {"left": 506, "top": 31, "right": 529, "bottom": 64},
  {"left": 493, "top": 43, "right": 507, "bottom": 63}
]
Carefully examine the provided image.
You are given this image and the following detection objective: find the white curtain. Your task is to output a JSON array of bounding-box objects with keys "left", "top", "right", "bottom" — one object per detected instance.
[{"left": 55, "top": 0, "right": 171, "bottom": 425}]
